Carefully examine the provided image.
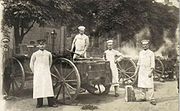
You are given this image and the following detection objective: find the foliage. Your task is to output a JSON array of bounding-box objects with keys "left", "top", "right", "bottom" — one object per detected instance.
[
  {"left": 2, "top": 0, "right": 179, "bottom": 51},
  {"left": 2, "top": 0, "right": 79, "bottom": 52},
  {"left": 71, "top": 0, "right": 179, "bottom": 48}
]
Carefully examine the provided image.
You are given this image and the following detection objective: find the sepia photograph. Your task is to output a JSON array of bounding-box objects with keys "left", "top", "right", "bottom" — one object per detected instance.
[{"left": 0, "top": 0, "right": 179, "bottom": 111}]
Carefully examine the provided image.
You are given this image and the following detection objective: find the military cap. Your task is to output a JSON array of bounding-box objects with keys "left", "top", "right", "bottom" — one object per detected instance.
[
  {"left": 141, "top": 39, "right": 150, "bottom": 45},
  {"left": 107, "top": 40, "right": 113, "bottom": 45},
  {"left": 37, "top": 39, "right": 46, "bottom": 45},
  {"left": 78, "top": 26, "right": 85, "bottom": 30}
]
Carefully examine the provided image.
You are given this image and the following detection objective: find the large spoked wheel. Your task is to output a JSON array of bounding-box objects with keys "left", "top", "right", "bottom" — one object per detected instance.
[
  {"left": 51, "top": 58, "right": 80, "bottom": 104},
  {"left": 3, "top": 57, "right": 25, "bottom": 96},
  {"left": 154, "top": 58, "right": 164, "bottom": 81},
  {"left": 116, "top": 58, "right": 137, "bottom": 86}
]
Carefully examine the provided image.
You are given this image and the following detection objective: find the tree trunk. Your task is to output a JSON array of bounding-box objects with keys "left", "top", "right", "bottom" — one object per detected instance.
[
  {"left": 13, "top": 19, "right": 35, "bottom": 54},
  {"left": 14, "top": 25, "right": 23, "bottom": 54}
]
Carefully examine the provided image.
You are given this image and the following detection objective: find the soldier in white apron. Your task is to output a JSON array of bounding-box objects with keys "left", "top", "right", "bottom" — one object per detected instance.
[
  {"left": 71, "top": 26, "right": 89, "bottom": 59},
  {"left": 134, "top": 39, "right": 156, "bottom": 105},
  {"left": 30, "top": 39, "right": 57, "bottom": 108},
  {"left": 104, "top": 40, "right": 123, "bottom": 97}
]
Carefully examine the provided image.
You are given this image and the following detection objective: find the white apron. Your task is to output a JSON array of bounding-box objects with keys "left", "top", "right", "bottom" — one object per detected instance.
[
  {"left": 30, "top": 50, "right": 54, "bottom": 98},
  {"left": 137, "top": 49, "right": 155, "bottom": 88},
  {"left": 73, "top": 34, "right": 89, "bottom": 59},
  {"left": 104, "top": 49, "right": 122, "bottom": 86}
]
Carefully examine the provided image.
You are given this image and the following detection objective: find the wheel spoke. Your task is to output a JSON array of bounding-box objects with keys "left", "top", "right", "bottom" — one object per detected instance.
[
  {"left": 13, "top": 79, "right": 20, "bottom": 89},
  {"left": 124, "top": 74, "right": 131, "bottom": 78},
  {"left": 51, "top": 73, "right": 59, "bottom": 79},
  {"left": 124, "top": 74, "right": 134, "bottom": 81},
  {"left": 53, "top": 65, "right": 63, "bottom": 78},
  {"left": 62, "top": 85, "right": 65, "bottom": 103},
  {"left": 65, "top": 80, "right": 77, "bottom": 82},
  {"left": 125, "top": 71, "right": 134, "bottom": 74},
  {"left": 64, "top": 83, "right": 72, "bottom": 100},
  {"left": 12, "top": 82, "right": 15, "bottom": 92},
  {"left": 53, "top": 82, "right": 61, "bottom": 89},
  {"left": 64, "top": 69, "right": 75, "bottom": 79},
  {"left": 66, "top": 83, "right": 76, "bottom": 91},
  {"left": 63, "top": 63, "right": 68, "bottom": 77},
  {"left": 117, "top": 63, "right": 122, "bottom": 70},
  {"left": 59, "top": 70, "right": 64, "bottom": 78},
  {"left": 125, "top": 66, "right": 134, "bottom": 71},
  {"left": 56, "top": 84, "right": 62, "bottom": 99}
]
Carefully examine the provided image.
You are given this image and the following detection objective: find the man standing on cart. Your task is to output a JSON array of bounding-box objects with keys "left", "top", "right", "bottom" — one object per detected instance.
[
  {"left": 134, "top": 39, "right": 156, "bottom": 105},
  {"left": 30, "top": 39, "right": 57, "bottom": 108},
  {"left": 70, "top": 26, "right": 89, "bottom": 59},
  {"left": 104, "top": 40, "right": 123, "bottom": 97}
]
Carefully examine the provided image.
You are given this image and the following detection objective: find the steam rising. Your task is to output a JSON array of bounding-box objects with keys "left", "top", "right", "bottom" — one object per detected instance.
[
  {"left": 118, "top": 41, "right": 139, "bottom": 59},
  {"left": 117, "top": 27, "right": 151, "bottom": 59},
  {"left": 117, "top": 26, "right": 179, "bottom": 60},
  {"left": 155, "top": 28, "right": 178, "bottom": 59}
]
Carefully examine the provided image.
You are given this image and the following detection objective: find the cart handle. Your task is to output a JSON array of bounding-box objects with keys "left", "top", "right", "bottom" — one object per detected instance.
[{"left": 66, "top": 49, "right": 84, "bottom": 58}]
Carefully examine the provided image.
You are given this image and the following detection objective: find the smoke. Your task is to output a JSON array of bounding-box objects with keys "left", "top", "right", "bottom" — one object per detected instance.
[
  {"left": 117, "top": 27, "right": 151, "bottom": 59},
  {"left": 118, "top": 41, "right": 139, "bottom": 59},
  {"left": 134, "top": 27, "right": 151, "bottom": 42},
  {"left": 117, "top": 26, "right": 178, "bottom": 60},
  {"left": 155, "top": 29, "right": 176, "bottom": 59}
]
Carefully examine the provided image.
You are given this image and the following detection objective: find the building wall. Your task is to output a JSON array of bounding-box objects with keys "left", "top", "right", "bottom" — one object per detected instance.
[{"left": 21, "top": 23, "right": 66, "bottom": 55}]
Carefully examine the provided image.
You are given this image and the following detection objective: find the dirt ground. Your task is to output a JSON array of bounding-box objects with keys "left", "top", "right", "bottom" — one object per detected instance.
[{"left": 4, "top": 81, "right": 179, "bottom": 111}]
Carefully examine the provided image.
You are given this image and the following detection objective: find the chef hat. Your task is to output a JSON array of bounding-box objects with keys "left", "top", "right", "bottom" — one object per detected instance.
[
  {"left": 37, "top": 39, "right": 46, "bottom": 45},
  {"left": 141, "top": 39, "right": 149, "bottom": 45},
  {"left": 107, "top": 40, "right": 113, "bottom": 45},
  {"left": 78, "top": 26, "right": 85, "bottom": 30}
]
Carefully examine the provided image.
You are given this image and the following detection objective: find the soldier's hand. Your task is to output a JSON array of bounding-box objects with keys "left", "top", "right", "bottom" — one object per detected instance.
[
  {"left": 81, "top": 51, "right": 86, "bottom": 56},
  {"left": 114, "top": 59, "right": 118, "bottom": 63},
  {"left": 148, "top": 68, "right": 154, "bottom": 78}
]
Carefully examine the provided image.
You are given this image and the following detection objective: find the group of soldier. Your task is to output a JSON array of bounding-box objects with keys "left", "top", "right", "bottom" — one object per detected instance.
[{"left": 28, "top": 25, "right": 163, "bottom": 108}]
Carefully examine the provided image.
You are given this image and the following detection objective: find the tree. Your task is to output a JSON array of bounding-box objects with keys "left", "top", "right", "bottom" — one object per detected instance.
[
  {"left": 2, "top": 0, "right": 78, "bottom": 53},
  {"left": 71, "top": 0, "right": 179, "bottom": 49},
  {"left": 2, "top": 0, "right": 179, "bottom": 52}
]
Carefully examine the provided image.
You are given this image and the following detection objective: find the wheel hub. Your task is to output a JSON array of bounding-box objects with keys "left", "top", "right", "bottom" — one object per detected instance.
[
  {"left": 121, "top": 69, "right": 126, "bottom": 74},
  {"left": 10, "top": 74, "right": 14, "bottom": 79}
]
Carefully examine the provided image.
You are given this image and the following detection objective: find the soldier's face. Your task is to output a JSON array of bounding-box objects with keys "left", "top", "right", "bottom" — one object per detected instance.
[
  {"left": 39, "top": 44, "right": 46, "bottom": 50},
  {"left": 142, "top": 44, "right": 149, "bottom": 50},
  {"left": 79, "top": 30, "right": 84, "bottom": 35},
  {"left": 107, "top": 44, "right": 113, "bottom": 50}
]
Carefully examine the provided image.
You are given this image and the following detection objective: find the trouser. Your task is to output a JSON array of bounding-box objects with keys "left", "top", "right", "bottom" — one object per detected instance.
[
  {"left": 37, "top": 97, "right": 55, "bottom": 106},
  {"left": 140, "top": 88, "right": 155, "bottom": 100}
]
